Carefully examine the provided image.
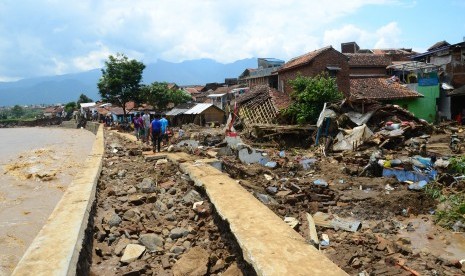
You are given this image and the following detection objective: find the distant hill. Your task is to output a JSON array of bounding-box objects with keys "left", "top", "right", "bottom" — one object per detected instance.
[{"left": 0, "top": 58, "right": 256, "bottom": 106}]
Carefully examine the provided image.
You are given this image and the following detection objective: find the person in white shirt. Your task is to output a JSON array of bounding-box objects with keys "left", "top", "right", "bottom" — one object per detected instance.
[{"left": 142, "top": 111, "right": 151, "bottom": 145}]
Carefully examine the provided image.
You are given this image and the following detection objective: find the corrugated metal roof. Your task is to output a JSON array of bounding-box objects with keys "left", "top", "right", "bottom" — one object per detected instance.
[
  {"left": 80, "top": 102, "right": 96, "bottom": 108},
  {"left": 207, "top": 93, "right": 226, "bottom": 97},
  {"left": 166, "top": 108, "right": 188, "bottom": 116},
  {"left": 184, "top": 103, "right": 214, "bottom": 115}
]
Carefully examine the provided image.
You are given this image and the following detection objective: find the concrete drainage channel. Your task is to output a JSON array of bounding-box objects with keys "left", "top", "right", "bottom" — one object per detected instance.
[
  {"left": 90, "top": 132, "right": 256, "bottom": 275},
  {"left": 12, "top": 128, "right": 348, "bottom": 275},
  {"left": 114, "top": 131, "right": 348, "bottom": 276}
]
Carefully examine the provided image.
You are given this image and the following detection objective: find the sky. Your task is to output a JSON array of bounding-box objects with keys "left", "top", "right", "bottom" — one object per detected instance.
[{"left": 0, "top": 0, "right": 464, "bottom": 81}]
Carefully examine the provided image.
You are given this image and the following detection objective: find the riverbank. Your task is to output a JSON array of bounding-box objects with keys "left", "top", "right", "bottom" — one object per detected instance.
[{"left": 0, "top": 127, "right": 96, "bottom": 275}]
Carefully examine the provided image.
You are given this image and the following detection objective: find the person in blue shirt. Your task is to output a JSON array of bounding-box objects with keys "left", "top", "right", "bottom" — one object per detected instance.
[
  {"left": 150, "top": 114, "right": 162, "bottom": 152},
  {"left": 159, "top": 114, "right": 169, "bottom": 146}
]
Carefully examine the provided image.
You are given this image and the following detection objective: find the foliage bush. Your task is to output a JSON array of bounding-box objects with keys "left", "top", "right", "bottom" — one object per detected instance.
[{"left": 282, "top": 72, "right": 343, "bottom": 124}]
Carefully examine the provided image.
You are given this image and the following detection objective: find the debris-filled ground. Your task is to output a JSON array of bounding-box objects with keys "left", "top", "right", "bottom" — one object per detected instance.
[
  {"left": 92, "top": 99, "right": 465, "bottom": 276},
  {"left": 90, "top": 131, "right": 252, "bottom": 276},
  {"left": 164, "top": 103, "right": 465, "bottom": 275}
]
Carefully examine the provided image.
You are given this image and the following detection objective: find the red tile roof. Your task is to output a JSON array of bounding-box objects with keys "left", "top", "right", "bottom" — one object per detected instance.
[
  {"left": 279, "top": 46, "right": 334, "bottom": 72},
  {"left": 350, "top": 77, "right": 423, "bottom": 101},
  {"left": 184, "top": 87, "right": 200, "bottom": 94},
  {"left": 346, "top": 53, "right": 391, "bottom": 67}
]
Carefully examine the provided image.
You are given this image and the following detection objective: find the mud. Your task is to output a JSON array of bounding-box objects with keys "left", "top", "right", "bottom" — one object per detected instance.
[
  {"left": 216, "top": 148, "right": 465, "bottom": 275},
  {"left": 0, "top": 127, "right": 96, "bottom": 275}
]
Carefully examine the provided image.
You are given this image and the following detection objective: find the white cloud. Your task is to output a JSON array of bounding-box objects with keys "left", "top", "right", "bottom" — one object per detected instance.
[
  {"left": 0, "top": 0, "right": 411, "bottom": 79},
  {"left": 323, "top": 22, "right": 402, "bottom": 50},
  {"left": 374, "top": 22, "right": 401, "bottom": 48}
]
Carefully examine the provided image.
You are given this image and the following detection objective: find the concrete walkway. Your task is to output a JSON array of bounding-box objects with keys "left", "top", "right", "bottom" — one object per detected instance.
[{"left": 118, "top": 131, "right": 348, "bottom": 276}]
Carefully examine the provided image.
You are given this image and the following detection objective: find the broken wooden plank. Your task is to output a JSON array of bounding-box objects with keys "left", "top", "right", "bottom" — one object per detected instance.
[{"left": 306, "top": 212, "right": 319, "bottom": 245}]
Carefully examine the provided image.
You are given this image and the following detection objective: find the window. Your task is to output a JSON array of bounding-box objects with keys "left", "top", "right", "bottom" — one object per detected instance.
[{"left": 326, "top": 66, "right": 341, "bottom": 78}]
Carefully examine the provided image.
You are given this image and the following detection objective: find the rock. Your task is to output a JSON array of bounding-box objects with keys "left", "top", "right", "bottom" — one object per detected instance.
[
  {"left": 182, "top": 190, "right": 202, "bottom": 204},
  {"left": 170, "top": 245, "right": 185, "bottom": 254},
  {"left": 170, "top": 227, "right": 189, "bottom": 239},
  {"left": 108, "top": 213, "right": 122, "bottom": 227},
  {"left": 182, "top": 240, "right": 191, "bottom": 249},
  {"left": 123, "top": 208, "right": 140, "bottom": 221},
  {"left": 161, "top": 256, "right": 171, "bottom": 269},
  {"left": 222, "top": 262, "right": 243, "bottom": 276},
  {"left": 118, "top": 169, "right": 127, "bottom": 177},
  {"left": 127, "top": 186, "right": 137, "bottom": 194},
  {"left": 120, "top": 244, "right": 145, "bottom": 264},
  {"left": 138, "top": 178, "right": 155, "bottom": 193},
  {"left": 166, "top": 198, "right": 174, "bottom": 209},
  {"left": 168, "top": 187, "right": 177, "bottom": 195},
  {"left": 155, "top": 200, "right": 168, "bottom": 213},
  {"left": 211, "top": 259, "right": 226, "bottom": 273},
  {"left": 128, "top": 194, "right": 146, "bottom": 205},
  {"left": 114, "top": 237, "right": 131, "bottom": 256},
  {"left": 172, "top": 247, "right": 209, "bottom": 276},
  {"left": 165, "top": 213, "right": 176, "bottom": 221},
  {"left": 266, "top": 186, "right": 278, "bottom": 195},
  {"left": 139, "top": 233, "right": 164, "bottom": 252},
  {"left": 156, "top": 159, "right": 168, "bottom": 165}
]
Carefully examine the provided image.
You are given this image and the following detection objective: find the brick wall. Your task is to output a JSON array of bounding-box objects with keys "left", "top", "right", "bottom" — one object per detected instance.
[
  {"left": 278, "top": 49, "right": 350, "bottom": 97},
  {"left": 349, "top": 67, "right": 386, "bottom": 76}
]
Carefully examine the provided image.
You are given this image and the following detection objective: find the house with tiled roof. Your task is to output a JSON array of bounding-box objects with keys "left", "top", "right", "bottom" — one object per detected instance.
[
  {"left": 412, "top": 40, "right": 465, "bottom": 121},
  {"left": 349, "top": 77, "right": 422, "bottom": 101},
  {"left": 277, "top": 46, "right": 350, "bottom": 96}
]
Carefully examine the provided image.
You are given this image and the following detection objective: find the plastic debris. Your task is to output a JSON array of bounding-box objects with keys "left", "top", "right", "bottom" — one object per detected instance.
[
  {"left": 264, "top": 174, "right": 273, "bottom": 181},
  {"left": 385, "top": 184, "right": 395, "bottom": 191},
  {"left": 264, "top": 161, "right": 277, "bottom": 168},
  {"left": 320, "top": 234, "right": 330, "bottom": 247},
  {"left": 408, "top": 180, "right": 427, "bottom": 191},
  {"left": 300, "top": 158, "right": 317, "bottom": 170},
  {"left": 313, "top": 179, "right": 328, "bottom": 187},
  {"left": 284, "top": 217, "right": 299, "bottom": 229}
]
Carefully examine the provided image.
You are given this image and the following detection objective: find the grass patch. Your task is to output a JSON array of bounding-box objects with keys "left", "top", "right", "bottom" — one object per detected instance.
[{"left": 425, "top": 182, "right": 465, "bottom": 229}]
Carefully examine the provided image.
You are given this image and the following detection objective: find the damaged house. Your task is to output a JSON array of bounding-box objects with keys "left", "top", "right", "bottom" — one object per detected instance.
[
  {"left": 342, "top": 42, "right": 432, "bottom": 122},
  {"left": 238, "top": 58, "right": 284, "bottom": 89},
  {"left": 277, "top": 46, "right": 350, "bottom": 97},
  {"left": 411, "top": 40, "right": 465, "bottom": 121}
]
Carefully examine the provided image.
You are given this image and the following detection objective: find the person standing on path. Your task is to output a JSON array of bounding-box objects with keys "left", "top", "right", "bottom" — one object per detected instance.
[
  {"left": 133, "top": 113, "right": 142, "bottom": 141},
  {"left": 160, "top": 114, "right": 169, "bottom": 147},
  {"left": 142, "top": 111, "right": 151, "bottom": 145},
  {"left": 151, "top": 114, "right": 162, "bottom": 152}
]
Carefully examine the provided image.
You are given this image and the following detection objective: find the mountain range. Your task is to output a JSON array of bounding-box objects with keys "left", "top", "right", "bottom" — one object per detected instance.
[{"left": 0, "top": 58, "right": 257, "bottom": 106}]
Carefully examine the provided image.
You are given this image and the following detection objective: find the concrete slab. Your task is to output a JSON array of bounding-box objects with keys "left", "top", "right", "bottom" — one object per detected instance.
[{"left": 115, "top": 130, "right": 348, "bottom": 276}]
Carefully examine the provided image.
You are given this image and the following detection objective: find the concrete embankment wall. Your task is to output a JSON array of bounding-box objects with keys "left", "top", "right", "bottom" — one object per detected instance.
[
  {"left": 12, "top": 124, "right": 104, "bottom": 276},
  {"left": 0, "top": 117, "right": 63, "bottom": 128},
  {"left": 61, "top": 120, "right": 100, "bottom": 134}
]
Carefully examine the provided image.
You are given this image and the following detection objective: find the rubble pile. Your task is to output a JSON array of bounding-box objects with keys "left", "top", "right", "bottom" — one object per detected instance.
[
  {"left": 90, "top": 133, "right": 250, "bottom": 276},
  {"left": 169, "top": 100, "right": 465, "bottom": 275}
]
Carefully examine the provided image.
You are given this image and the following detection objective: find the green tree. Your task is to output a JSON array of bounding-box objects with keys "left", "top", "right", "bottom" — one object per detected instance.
[
  {"left": 97, "top": 53, "right": 146, "bottom": 120},
  {"left": 283, "top": 72, "right": 343, "bottom": 124},
  {"left": 76, "top": 94, "right": 93, "bottom": 105},
  {"left": 11, "top": 105, "right": 24, "bottom": 118},
  {"left": 169, "top": 89, "right": 192, "bottom": 106},
  {"left": 64, "top": 101, "right": 77, "bottom": 113},
  {"left": 142, "top": 82, "right": 191, "bottom": 111}
]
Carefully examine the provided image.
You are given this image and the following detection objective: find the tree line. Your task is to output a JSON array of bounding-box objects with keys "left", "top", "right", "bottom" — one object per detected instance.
[{"left": 97, "top": 53, "right": 191, "bottom": 119}]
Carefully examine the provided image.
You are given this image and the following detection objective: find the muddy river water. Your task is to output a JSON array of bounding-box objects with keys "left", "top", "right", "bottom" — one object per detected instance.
[{"left": 0, "top": 127, "right": 96, "bottom": 275}]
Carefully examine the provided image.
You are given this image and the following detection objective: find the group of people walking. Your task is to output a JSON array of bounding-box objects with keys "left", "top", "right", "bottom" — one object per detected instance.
[{"left": 132, "top": 111, "right": 170, "bottom": 152}]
